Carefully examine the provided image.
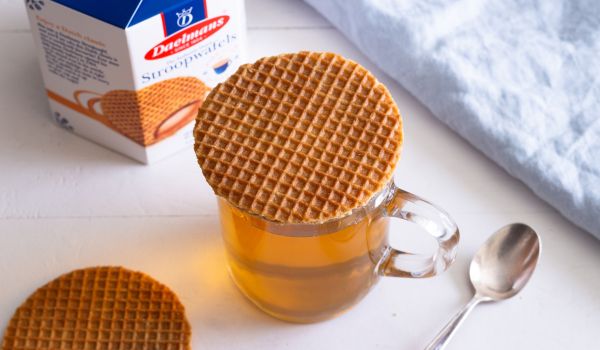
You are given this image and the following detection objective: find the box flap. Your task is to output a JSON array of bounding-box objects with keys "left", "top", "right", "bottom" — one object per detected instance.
[{"left": 52, "top": 0, "right": 207, "bottom": 30}]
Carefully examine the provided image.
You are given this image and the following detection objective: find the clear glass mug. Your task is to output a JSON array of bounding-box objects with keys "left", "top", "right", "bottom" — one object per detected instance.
[{"left": 218, "top": 181, "right": 459, "bottom": 323}]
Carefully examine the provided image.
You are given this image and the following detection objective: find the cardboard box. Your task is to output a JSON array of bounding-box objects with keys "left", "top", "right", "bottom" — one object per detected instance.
[{"left": 26, "top": 0, "right": 246, "bottom": 163}]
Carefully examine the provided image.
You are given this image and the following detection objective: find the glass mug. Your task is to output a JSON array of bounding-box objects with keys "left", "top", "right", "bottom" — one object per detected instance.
[{"left": 218, "top": 181, "right": 459, "bottom": 323}]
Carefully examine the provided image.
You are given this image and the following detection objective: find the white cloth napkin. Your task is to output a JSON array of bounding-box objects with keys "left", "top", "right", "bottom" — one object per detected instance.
[{"left": 305, "top": 0, "right": 600, "bottom": 238}]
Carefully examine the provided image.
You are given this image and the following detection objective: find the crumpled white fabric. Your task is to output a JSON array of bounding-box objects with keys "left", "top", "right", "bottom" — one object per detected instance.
[{"left": 305, "top": 0, "right": 600, "bottom": 238}]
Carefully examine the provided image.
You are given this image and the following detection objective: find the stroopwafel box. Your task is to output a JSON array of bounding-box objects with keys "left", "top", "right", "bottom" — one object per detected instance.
[{"left": 25, "top": 0, "right": 246, "bottom": 163}]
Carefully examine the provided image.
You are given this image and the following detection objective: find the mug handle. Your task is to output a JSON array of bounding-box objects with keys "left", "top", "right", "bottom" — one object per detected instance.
[{"left": 378, "top": 185, "right": 459, "bottom": 278}]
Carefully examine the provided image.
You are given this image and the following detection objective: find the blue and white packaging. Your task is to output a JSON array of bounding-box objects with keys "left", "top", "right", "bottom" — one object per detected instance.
[{"left": 26, "top": 0, "right": 247, "bottom": 163}]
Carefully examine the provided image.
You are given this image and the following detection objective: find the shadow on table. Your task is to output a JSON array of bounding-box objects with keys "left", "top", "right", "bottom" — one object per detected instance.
[{"left": 537, "top": 219, "right": 600, "bottom": 301}]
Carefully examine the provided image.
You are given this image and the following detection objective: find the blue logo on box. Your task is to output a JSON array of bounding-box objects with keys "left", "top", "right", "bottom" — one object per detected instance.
[{"left": 162, "top": 0, "right": 207, "bottom": 37}]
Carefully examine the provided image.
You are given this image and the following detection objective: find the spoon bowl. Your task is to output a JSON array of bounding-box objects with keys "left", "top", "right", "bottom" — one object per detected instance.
[{"left": 470, "top": 223, "right": 541, "bottom": 301}]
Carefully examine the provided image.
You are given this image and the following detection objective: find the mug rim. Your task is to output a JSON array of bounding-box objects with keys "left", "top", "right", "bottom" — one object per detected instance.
[{"left": 218, "top": 181, "right": 395, "bottom": 237}]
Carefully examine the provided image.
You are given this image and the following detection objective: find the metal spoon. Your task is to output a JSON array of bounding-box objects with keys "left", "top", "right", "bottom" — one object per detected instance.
[{"left": 424, "top": 223, "right": 541, "bottom": 350}]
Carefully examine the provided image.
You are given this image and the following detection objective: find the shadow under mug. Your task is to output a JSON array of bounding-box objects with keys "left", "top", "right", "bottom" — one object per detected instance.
[{"left": 218, "top": 181, "right": 460, "bottom": 323}]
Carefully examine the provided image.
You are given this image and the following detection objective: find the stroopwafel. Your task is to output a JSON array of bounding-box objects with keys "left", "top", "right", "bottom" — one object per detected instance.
[
  {"left": 102, "top": 77, "right": 209, "bottom": 146},
  {"left": 194, "top": 51, "right": 403, "bottom": 223},
  {"left": 0, "top": 266, "right": 191, "bottom": 350}
]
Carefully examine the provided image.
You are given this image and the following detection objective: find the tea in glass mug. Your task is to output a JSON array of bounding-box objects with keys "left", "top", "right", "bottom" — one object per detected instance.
[
  {"left": 219, "top": 183, "right": 458, "bottom": 322},
  {"left": 194, "top": 51, "right": 459, "bottom": 322}
]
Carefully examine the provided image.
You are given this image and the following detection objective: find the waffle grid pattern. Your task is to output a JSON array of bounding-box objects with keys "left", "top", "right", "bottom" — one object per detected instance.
[
  {"left": 195, "top": 52, "right": 403, "bottom": 223},
  {"left": 1, "top": 267, "right": 191, "bottom": 350},
  {"left": 102, "top": 77, "right": 208, "bottom": 146}
]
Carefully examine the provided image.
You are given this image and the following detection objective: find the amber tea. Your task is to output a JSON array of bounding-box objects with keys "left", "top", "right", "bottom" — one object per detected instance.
[{"left": 218, "top": 198, "right": 389, "bottom": 323}]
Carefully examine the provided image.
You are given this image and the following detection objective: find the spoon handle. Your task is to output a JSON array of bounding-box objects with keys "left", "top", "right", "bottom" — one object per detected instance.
[{"left": 424, "top": 295, "right": 483, "bottom": 350}]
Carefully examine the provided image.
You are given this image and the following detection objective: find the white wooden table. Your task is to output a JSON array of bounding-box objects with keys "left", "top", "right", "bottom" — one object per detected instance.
[{"left": 1, "top": 1, "right": 599, "bottom": 349}]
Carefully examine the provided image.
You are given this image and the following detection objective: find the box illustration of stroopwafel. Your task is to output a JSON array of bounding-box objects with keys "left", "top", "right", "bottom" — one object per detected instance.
[{"left": 26, "top": 0, "right": 246, "bottom": 163}]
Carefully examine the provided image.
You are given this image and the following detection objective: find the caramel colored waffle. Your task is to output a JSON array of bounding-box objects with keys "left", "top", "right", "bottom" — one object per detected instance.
[
  {"left": 102, "top": 77, "right": 209, "bottom": 146},
  {"left": 0, "top": 267, "right": 191, "bottom": 350},
  {"left": 194, "top": 51, "right": 403, "bottom": 223}
]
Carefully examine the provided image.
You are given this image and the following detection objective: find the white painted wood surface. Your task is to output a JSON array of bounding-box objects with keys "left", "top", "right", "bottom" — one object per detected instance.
[{"left": 1, "top": 0, "right": 598, "bottom": 349}]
